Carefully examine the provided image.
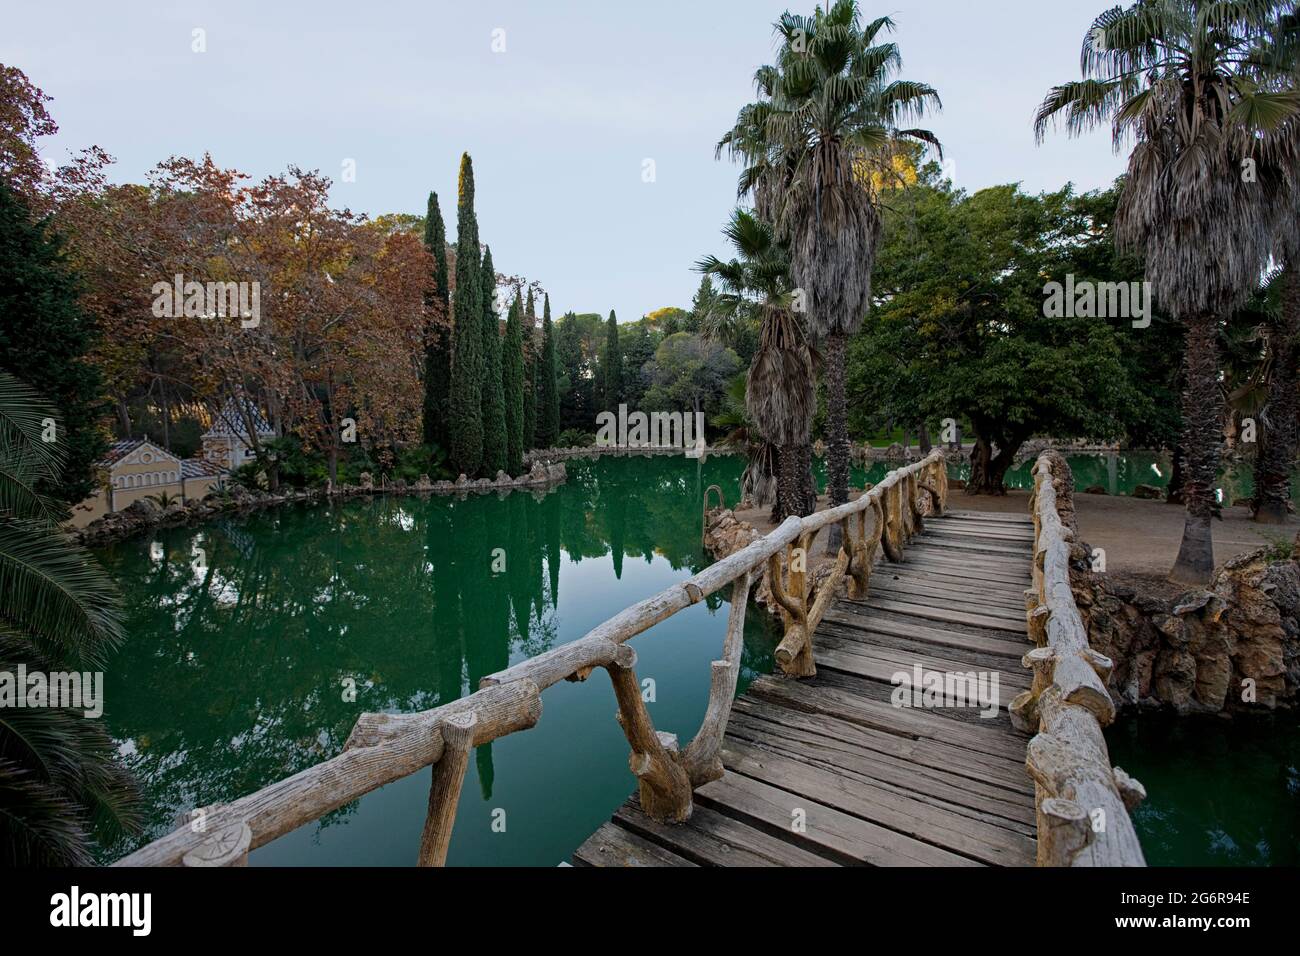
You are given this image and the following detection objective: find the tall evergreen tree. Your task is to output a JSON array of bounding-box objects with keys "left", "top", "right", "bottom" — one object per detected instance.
[
  {"left": 537, "top": 294, "right": 561, "bottom": 447},
  {"left": 603, "top": 310, "right": 623, "bottom": 411},
  {"left": 522, "top": 289, "right": 537, "bottom": 449},
  {"left": 421, "top": 190, "right": 451, "bottom": 449},
  {"left": 448, "top": 154, "right": 483, "bottom": 476},
  {"left": 689, "top": 274, "right": 717, "bottom": 333},
  {"left": 622, "top": 321, "right": 655, "bottom": 408},
  {"left": 0, "top": 183, "right": 107, "bottom": 504},
  {"left": 479, "top": 246, "right": 507, "bottom": 476},
  {"left": 503, "top": 293, "right": 525, "bottom": 475},
  {"left": 557, "top": 311, "right": 589, "bottom": 430}
]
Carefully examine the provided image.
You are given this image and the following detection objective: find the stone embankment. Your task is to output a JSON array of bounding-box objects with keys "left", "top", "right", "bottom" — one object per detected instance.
[
  {"left": 1073, "top": 542, "right": 1299, "bottom": 713},
  {"left": 73, "top": 460, "right": 567, "bottom": 546}
]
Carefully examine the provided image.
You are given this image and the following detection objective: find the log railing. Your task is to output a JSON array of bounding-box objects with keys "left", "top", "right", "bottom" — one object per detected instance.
[
  {"left": 114, "top": 451, "right": 948, "bottom": 867},
  {"left": 1012, "top": 452, "right": 1147, "bottom": 866}
]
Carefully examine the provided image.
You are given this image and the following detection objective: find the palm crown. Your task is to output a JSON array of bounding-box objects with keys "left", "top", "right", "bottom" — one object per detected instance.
[{"left": 1034, "top": 0, "right": 1299, "bottom": 317}]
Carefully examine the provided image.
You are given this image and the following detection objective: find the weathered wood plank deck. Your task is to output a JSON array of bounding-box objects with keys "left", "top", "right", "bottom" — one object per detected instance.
[{"left": 573, "top": 509, "right": 1038, "bottom": 867}]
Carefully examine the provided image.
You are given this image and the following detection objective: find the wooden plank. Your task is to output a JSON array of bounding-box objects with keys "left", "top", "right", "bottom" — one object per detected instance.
[
  {"left": 868, "top": 567, "right": 1029, "bottom": 598},
  {"left": 935, "top": 512, "right": 1034, "bottom": 528},
  {"left": 811, "top": 668, "right": 1024, "bottom": 736},
  {"left": 725, "top": 711, "right": 1035, "bottom": 829},
  {"left": 860, "top": 597, "right": 1028, "bottom": 634},
  {"left": 916, "top": 536, "right": 1030, "bottom": 557},
  {"left": 613, "top": 797, "right": 836, "bottom": 867},
  {"left": 745, "top": 674, "right": 1028, "bottom": 762},
  {"left": 821, "top": 608, "right": 1030, "bottom": 659},
  {"left": 869, "top": 579, "right": 1027, "bottom": 612},
  {"left": 721, "top": 739, "right": 1035, "bottom": 865},
  {"left": 812, "top": 636, "right": 1031, "bottom": 697},
  {"left": 923, "top": 525, "right": 1035, "bottom": 542},
  {"left": 889, "top": 552, "right": 1032, "bottom": 579},
  {"left": 573, "top": 822, "right": 699, "bottom": 867},
  {"left": 859, "top": 592, "right": 1028, "bottom": 629},
  {"left": 696, "top": 771, "right": 983, "bottom": 867},
  {"left": 730, "top": 697, "right": 1032, "bottom": 796}
]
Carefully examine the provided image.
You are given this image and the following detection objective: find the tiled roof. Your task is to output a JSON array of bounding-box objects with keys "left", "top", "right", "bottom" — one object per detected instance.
[
  {"left": 99, "top": 438, "right": 144, "bottom": 466},
  {"left": 203, "top": 397, "right": 274, "bottom": 439},
  {"left": 182, "top": 458, "right": 226, "bottom": 479},
  {"left": 97, "top": 438, "right": 181, "bottom": 468}
]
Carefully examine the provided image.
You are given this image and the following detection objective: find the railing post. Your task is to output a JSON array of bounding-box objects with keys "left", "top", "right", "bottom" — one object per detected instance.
[
  {"left": 605, "top": 648, "right": 693, "bottom": 822},
  {"left": 683, "top": 569, "right": 753, "bottom": 786},
  {"left": 416, "top": 710, "right": 478, "bottom": 867}
]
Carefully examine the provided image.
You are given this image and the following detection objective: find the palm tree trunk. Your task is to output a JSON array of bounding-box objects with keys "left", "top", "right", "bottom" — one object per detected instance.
[
  {"left": 824, "top": 329, "right": 850, "bottom": 550},
  {"left": 1253, "top": 264, "right": 1299, "bottom": 524},
  {"left": 777, "top": 442, "right": 802, "bottom": 522},
  {"left": 1170, "top": 314, "right": 1224, "bottom": 584}
]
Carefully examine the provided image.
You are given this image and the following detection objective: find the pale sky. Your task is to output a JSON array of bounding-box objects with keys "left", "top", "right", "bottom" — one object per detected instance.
[{"left": 2, "top": 0, "right": 1126, "bottom": 321}]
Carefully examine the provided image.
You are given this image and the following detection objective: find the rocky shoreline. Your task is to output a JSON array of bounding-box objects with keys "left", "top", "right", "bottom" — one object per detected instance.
[
  {"left": 1073, "top": 543, "right": 1299, "bottom": 715},
  {"left": 72, "top": 460, "right": 568, "bottom": 547}
]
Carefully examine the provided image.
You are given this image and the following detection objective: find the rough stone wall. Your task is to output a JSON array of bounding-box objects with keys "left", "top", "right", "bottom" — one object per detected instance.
[{"left": 1073, "top": 538, "right": 1299, "bottom": 715}]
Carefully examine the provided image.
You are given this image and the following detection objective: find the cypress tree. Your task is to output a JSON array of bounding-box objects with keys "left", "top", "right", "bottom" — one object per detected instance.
[
  {"left": 503, "top": 292, "right": 525, "bottom": 475},
  {"left": 448, "top": 153, "right": 483, "bottom": 476},
  {"left": 557, "top": 311, "right": 588, "bottom": 430},
  {"left": 537, "top": 294, "right": 561, "bottom": 448},
  {"left": 421, "top": 190, "right": 451, "bottom": 449},
  {"left": 479, "top": 245, "right": 507, "bottom": 476},
  {"left": 0, "top": 182, "right": 106, "bottom": 503},
  {"left": 603, "top": 310, "right": 622, "bottom": 411},
  {"left": 522, "top": 289, "right": 537, "bottom": 449}
]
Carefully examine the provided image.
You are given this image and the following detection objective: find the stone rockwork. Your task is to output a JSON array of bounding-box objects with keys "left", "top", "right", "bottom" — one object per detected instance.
[
  {"left": 1039, "top": 443, "right": 1299, "bottom": 715},
  {"left": 703, "top": 506, "right": 842, "bottom": 619},
  {"left": 522, "top": 444, "right": 730, "bottom": 466},
  {"left": 1073, "top": 543, "right": 1299, "bottom": 714},
  {"left": 71, "top": 461, "right": 568, "bottom": 547}
]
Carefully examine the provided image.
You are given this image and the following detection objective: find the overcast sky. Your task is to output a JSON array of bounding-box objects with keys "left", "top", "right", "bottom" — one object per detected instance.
[{"left": 3, "top": 0, "right": 1127, "bottom": 321}]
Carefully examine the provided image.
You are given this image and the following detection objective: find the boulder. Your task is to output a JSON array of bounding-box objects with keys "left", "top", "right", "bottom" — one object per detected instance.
[{"left": 1132, "top": 483, "right": 1163, "bottom": 500}]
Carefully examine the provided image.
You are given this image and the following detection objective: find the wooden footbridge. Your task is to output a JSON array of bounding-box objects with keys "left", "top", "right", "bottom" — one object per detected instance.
[
  {"left": 116, "top": 451, "right": 1145, "bottom": 868},
  {"left": 574, "top": 508, "right": 1041, "bottom": 867}
]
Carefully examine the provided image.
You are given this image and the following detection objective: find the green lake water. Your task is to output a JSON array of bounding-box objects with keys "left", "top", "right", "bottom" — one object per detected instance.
[
  {"left": 96, "top": 455, "right": 779, "bottom": 865},
  {"left": 1106, "top": 712, "right": 1300, "bottom": 866},
  {"left": 94, "top": 452, "right": 1296, "bottom": 865}
]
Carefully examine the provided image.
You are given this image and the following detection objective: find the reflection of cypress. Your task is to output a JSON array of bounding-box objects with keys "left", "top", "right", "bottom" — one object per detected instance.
[
  {"left": 462, "top": 497, "right": 510, "bottom": 801},
  {"left": 506, "top": 492, "right": 530, "bottom": 643},
  {"left": 607, "top": 473, "right": 627, "bottom": 580},
  {"left": 543, "top": 491, "right": 561, "bottom": 609},
  {"left": 426, "top": 502, "right": 464, "bottom": 705}
]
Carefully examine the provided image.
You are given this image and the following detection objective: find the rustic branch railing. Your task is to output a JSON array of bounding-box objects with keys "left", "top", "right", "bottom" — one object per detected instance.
[
  {"left": 1012, "top": 452, "right": 1147, "bottom": 867},
  {"left": 114, "top": 451, "right": 947, "bottom": 867}
]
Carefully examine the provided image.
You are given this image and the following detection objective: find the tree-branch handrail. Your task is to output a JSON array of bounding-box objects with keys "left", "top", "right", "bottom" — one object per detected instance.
[{"left": 1016, "top": 451, "right": 1147, "bottom": 867}]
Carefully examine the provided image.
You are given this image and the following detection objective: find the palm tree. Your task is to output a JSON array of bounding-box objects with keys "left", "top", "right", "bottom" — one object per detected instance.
[
  {"left": 697, "top": 208, "right": 817, "bottom": 521},
  {"left": 1251, "top": 8, "right": 1300, "bottom": 523},
  {"left": 0, "top": 371, "right": 139, "bottom": 864},
  {"left": 718, "top": 1, "right": 941, "bottom": 543},
  {"left": 1035, "top": 0, "right": 1297, "bottom": 583},
  {"left": 711, "top": 373, "right": 782, "bottom": 518}
]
